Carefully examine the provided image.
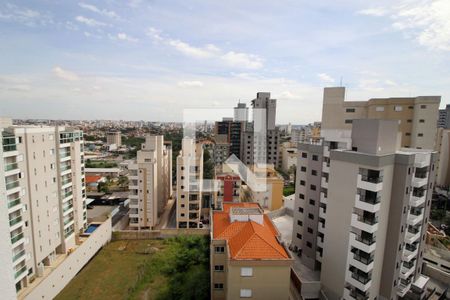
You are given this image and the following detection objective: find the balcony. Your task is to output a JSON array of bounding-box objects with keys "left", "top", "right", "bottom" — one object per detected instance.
[
  {"left": 12, "top": 248, "right": 26, "bottom": 263},
  {"left": 9, "top": 214, "right": 22, "bottom": 227},
  {"left": 7, "top": 197, "right": 21, "bottom": 209},
  {"left": 2, "top": 136, "right": 17, "bottom": 153},
  {"left": 357, "top": 174, "right": 382, "bottom": 192},
  {"left": 351, "top": 214, "right": 378, "bottom": 233},
  {"left": 403, "top": 246, "right": 419, "bottom": 262},
  {"left": 343, "top": 287, "right": 369, "bottom": 300},
  {"left": 407, "top": 211, "right": 424, "bottom": 226},
  {"left": 349, "top": 251, "right": 374, "bottom": 273},
  {"left": 62, "top": 191, "right": 73, "bottom": 200},
  {"left": 410, "top": 194, "right": 425, "bottom": 207},
  {"left": 189, "top": 204, "right": 199, "bottom": 210},
  {"left": 10, "top": 231, "right": 24, "bottom": 245},
  {"left": 322, "top": 161, "right": 330, "bottom": 173},
  {"left": 350, "top": 233, "right": 376, "bottom": 253},
  {"left": 4, "top": 162, "right": 19, "bottom": 172},
  {"left": 318, "top": 219, "right": 326, "bottom": 232},
  {"left": 320, "top": 192, "right": 327, "bottom": 204},
  {"left": 321, "top": 176, "right": 328, "bottom": 188},
  {"left": 317, "top": 236, "right": 324, "bottom": 248},
  {"left": 14, "top": 264, "right": 27, "bottom": 279},
  {"left": 397, "top": 279, "right": 412, "bottom": 297},
  {"left": 412, "top": 176, "right": 427, "bottom": 188},
  {"left": 6, "top": 180, "right": 20, "bottom": 190},
  {"left": 400, "top": 262, "right": 415, "bottom": 280},
  {"left": 405, "top": 228, "right": 421, "bottom": 244},
  {"left": 61, "top": 177, "right": 72, "bottom": 187},
  {"left": 346, "top": 270, "right": 372, "bottom": 292},
  {"left": 319, "top": 206, "right": 326, "bottom": 219},
  {"left": 354, "top": 194, "right": 380, "bottom": 213},
  {"left": 63, "top": 203, "right": 73, "bottom": 213}
]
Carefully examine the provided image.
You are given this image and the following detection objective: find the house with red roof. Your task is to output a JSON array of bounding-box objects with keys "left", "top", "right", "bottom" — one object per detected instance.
[{"left": 211, "top": 203, "right": 293, "bottom": 300}]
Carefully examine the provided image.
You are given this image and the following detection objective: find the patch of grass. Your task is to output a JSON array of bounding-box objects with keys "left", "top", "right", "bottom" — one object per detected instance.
[
  {"left": 283, "top": 184, "right": 295, "bottom": 196},
  {"left": 55, "top": 236, "right": 210, "bottom": 300}
]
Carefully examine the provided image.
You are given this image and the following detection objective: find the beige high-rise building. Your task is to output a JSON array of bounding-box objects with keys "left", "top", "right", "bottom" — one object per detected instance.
[
  {"left": 0, "top": 118, "right": 87, "bottom": 296},
  {"left": 322, "top": 87, "right": 440, "bottom": 149},
  {"left": 211, "top": 202, "right": 292, "bottom": 300},
  {"left": 176, "top": 138, "right": 204, "bottom": 228},
  {"left": 128, "top": 135, "right": 172, "bottom": 229},
  {"left": 106, "top": 131, "right": 121, "bottom": 147}
]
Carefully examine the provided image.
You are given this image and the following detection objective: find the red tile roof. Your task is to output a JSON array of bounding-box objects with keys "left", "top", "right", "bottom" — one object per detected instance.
[
  {"left": 85, "top": 175, "right": 103, "bottom": 184},
  {"left": 213, "top": 203, "right": 289, "bottom": 260}
]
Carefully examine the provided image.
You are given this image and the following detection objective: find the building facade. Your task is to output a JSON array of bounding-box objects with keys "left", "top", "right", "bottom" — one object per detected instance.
[
  {"left": 0, "top": 118, "right": 87, "bottom": 296},
  {"left": 128, "top": 135, "right": 172, "bottom": 229},
  {"left": 214, "top": 172, "right": 241, "bottom": 208},
  {"left": 106, "top": 131, "right": 121, "bottom": 147},
  {"left": 211, "top": 203, "right": 292, "bottom": 300},
  {"left": 176, "top": 138, "right": 204, "bottom": 228}
]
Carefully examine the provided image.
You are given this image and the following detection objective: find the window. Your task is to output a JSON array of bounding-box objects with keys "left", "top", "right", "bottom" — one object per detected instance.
[
  {"left": 311, "top": 170, "right": 317, "bottom": 176},
  {"left": 215, "top": 246, "right": 225, "bottom": 253},
  {"left": 214, "top": 283, "right": 223, "bottom": 290},
  {"left": 241, "top": 267, "right": 253, "bottom": 277},
  {"left": 215, "top": 265, "right": 224, "bottom": 272},
  {"left": 308, "top": 213, "right": 314, "bottom": 220},
  {"left": 297, "top": 233, "right": 302, "bottom": 239},
  {"left": 394, "top": 106, "right": 403, "bottom": 112},
  {"left": 299, "top": 194, "right": 305, "bottom": 199},
  {"left": 406, "top": 133, "right": 411, "bottom": 136},
  {"left": 299, "top": 207, "right": 304, "bottom": 213},
  {"left": 421, "top": 105, "right": 427, "bottom": 109},
  {"left": 310, "top": 185, "right": 316, "bottom": 191},
  {"left": 240, "top": 289, "right": 252, "bottom": 298},
  {"left": 418, "top": 133, "right": 423, "bottom": 137},
  {"left": 302, "top": 152, "right": 307, "bottom": 158},
  {"left": 312, "top": 155, "right": 318, "bottom": 161},
  {"left": 408, "top": 106, "right": 414, "bottom": 109},
  {"left": 300, "top": 180, "right": 305, "bottom": 186},
  {"left": 419, "top": 119, "right": 425, "bottom": 123},
  {"left": 307, "top": 227, "right": 313, "bottom": 233},
  {"left": 309, "top": 199, "right": 315, "bottom": 205},
  {"left": 306, "top": 241, "right": 312, "bottom": 248},
  {"left": 407, "top": 119, "right": 412, "bottom": 123},
  {"left": 297, "top": 220, "right": 303, "bottom": 226},
  {"left": 346, "top": 108, "right": 355, "bottom": 113},
  {"left": 301, "top": 166, "right": 306, "bottom": 172},
  {"left": 376, "top": 106, "right": 384, "bottom": 112},
  {"left": 345, "top": 119, "right": 353, "bottom": 124}
]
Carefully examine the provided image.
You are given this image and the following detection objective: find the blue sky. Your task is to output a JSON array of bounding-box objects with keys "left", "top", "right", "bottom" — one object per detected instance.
[{"left": 0, "top": 0, "right": 449, "bottom": 123}]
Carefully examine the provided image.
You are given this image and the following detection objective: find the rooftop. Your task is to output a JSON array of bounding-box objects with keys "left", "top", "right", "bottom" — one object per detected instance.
[{"left": 213, "top": 203, "right": 289, "bottom": 260}]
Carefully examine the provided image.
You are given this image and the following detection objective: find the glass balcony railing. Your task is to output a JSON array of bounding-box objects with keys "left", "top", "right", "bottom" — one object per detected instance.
[
  {"left": 355, "top": 235, "right": 376, "bottom": 246},
  {"left": 349, "top": 289, "right": 369, "bottom": 300},
  {"left": 61, "top": 178, "right": 72, "bottom": 186},
  {"left": 10, "top": 232, "right": 24, "bottom": 244},
  {"left": 63, "top": 217, "right": 73, "bottom": 225},
  {"left": 12, "top": 248, "right": 25, "bottom": 262},
  {"left": 6, "top": 180, "right": 20, "bottom": 190},
  {"left": 8, "top": 197, "right": 21, "bottom": 209},
  {"left": 14, "top": 265, "right": 27, "bottom": 279},
  {"left": 63, "top": 204, "right": 73, "bottom": 212},
  {"left": 60, "top": 165, "right": 71, "bottom": 171},
  {"left": 2, "top": 137, "right": 17, "bottom": 152},
  {"left": 359, "top": 194, "right": 380, "bottom": 204},
  {"left": 353, "top": 254, "right": 374, "bottom": 265},
  {"left": 361, "top": 174, "right": 383, "bottom": 183},
  {"left": 405, "top": 243, "right": 417, "bottom": 252},
  {"left": 357, "top": 215, "right": 378, "bottom": 225},
  {"left": 351, "top": 272, "right": 371, "bottom": 284},
  {"left": 60, "top": 151, "right": 71, "bottom": 158},
  {"left": 4, "top": 162, "right": 18, "bottom": 172},
  {"left": 415, "top": 172, "right": 427, "bottom": 179},
  {"left": 9, "top": 215, "right": 22, "bottom": 226},
  {"left": 408, "top": 227, "right": 420, "bottom": 234},
  {"left": 413, "top": 189, "right": 425, "bottom": 197},
  {"left": 410, "top": 209, "right": 423, "bottom": 216},
  {"left": 62, "top": 191, "right": 73, "bottom": 199}
]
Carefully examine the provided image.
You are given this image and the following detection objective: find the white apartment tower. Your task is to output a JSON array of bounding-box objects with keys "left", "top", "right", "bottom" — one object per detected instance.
[
  {"left": 128, "top": 135, "right": 172, "bottom": 229},
  {"left": 0, "top": 118, "right": 87, "bottom": 295},
  {"left": 106, "top": 131, "right": 121, "bottom": 147},
  {"left": 176, "top": 137, "right": 204, "bottom": 228}
]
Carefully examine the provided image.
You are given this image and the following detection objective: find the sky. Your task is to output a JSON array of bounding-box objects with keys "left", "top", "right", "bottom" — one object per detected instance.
[{"left": 0, "top": 0, "right": 449, "bottom": 124}]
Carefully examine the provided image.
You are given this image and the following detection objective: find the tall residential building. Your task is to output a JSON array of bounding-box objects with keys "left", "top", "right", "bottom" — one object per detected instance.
[
  {"left": 176, "top": 138, "right": 204, "bottom": 228},
  {"left": 242, "top": 92, "right": 280, "bottom": 168},
  {"left": 214, "top": 118, "right": 244, "bottom": 160},
  {"left": 322, "top": 87, "right": 440, "bottom": 149},
  {"left": 106, "top": 131, "right": 121, "bottom": 147},
  {"left": 437, "top": 104, "right": 450, "bottom": 129},
  {"left": 321, "top": 120, "right": 435, "bottom": 300},
  {"left": 128, "top": 135, "right": 172, "bottom": 229},
  {"left": 211, "top": 203, "right": 293, "bottom": 300},
  {"left": 214, "top": 172, "right": 241, "bottom": 209},
  {"left": 234, "top": 102, "right": 249, "bottom": 122},
  {"left": 0, "top": 118, "right": 87, "bottom": 295}
]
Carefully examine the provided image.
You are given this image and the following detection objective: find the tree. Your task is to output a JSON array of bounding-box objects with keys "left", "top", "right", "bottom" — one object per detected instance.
[{"left": 203, "top": 149, "right": 214, "bottom": 179}]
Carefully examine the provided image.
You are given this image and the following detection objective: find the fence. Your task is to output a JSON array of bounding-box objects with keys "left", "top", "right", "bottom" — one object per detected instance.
[{"left": 112, "top": 228, "right": 209, "bottom": 240}]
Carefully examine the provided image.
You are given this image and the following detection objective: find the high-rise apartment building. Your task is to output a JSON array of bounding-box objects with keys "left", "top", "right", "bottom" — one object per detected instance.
[
  {"left": 214, "top": 172, "right": 241, "bottom": 209},
  {"left": 106, "top": 131, "right": 121, "bottom": 147},
  {"left": 322, "top": 87, "right": 440, "bottom": 149},
  {"left": 214, "top": 118, "right": 244, "bottom": 160},
  {"left": 128, "top": 135, "right": 172, "bottom": 229},
  {"left": 320, "top": 120, "right": 435, "bottom": 300},
  {"left": 211, "top": 203, "right": 292, "bottom": 300},
  {"left": 242, "top": 92, "right": 280, "bottom": 168},
  {"left": 0, "top": 118, "right": 87, "bottom": 295},
  {"left": 234, "top": 102, "right": 249, "bottom": 122},
  {"left": 437, "top": 104, "right": 450, "bottom": 129},
  {"left": 176, "top": 138, "right": 204, "bottom": 228}
]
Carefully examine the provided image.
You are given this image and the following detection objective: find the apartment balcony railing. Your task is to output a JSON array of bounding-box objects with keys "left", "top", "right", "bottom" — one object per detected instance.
[
  {"left": 61, "top": 178, "right": 72, "bottom": 186},
  {"left": 413, "top": 189, "right": 425, "bottom": 198},
  {"left": 410, "top": 209, "right": 423, "bottom": 216},
  {"left": 415, "top": 172, "right": 427, "bottom": 179},
  {"left": 60, "top": 165, "right": 71, "bottom": 172},
  {"left": 403, "top": 260, "right": 416, "bottom": 269},
  {"left": 405, "top": 243, "right": 417, "bottom": 252},
  {"left": 9, "top": 215, "right": 22, "bottom": 226},
  {"left": 10, "top": 232, "right": 24, "bottom": 244},
  {"left": 12, "top": 248, "right": 26, "bottom": 262},
  {"left": 355, "top": 235, "right": 376, "bottom": 246},
  {"left": 189, "top": 205, "right": 199, "bottom": 210},
  {"left": 361, "top": 174, "right": 383, "bottom": 184},
  {"left": 59, "top": 151, "right": 71, "bottom": 159},
  {"left": 351, "top": 272, "right": 371, "bottom": 285},
  {"left": 62, "top": 191, "right": 73, "bottom": 199},
  {"left": 63, "top": 216, "right": 74, "bottom": 226},
  {"left": 4, "top": 162, "right": 18, "bottom": 172},
  {"left": 357, "top": 215, "right": 378, "bottom": 225},
  {"left": 6, "top": 180, "right": 20, "bottom": 190},
  {"left": 408, "top": 226, "right": 420, "bottom": 234},
  {"left": 2, "top": 137, "right": 17, "bottom": 152},
  {"left": 348, "top": 288, "right": 369, "bottom": 300},
  {"left": 353, "top": 254, "right": 374, "bottom": 265},
  {"left": 63, "top": 204, "right": 73, "bottom": 213},
  {"left": 8, "top": 197, "right": 21, "bottom": 209},
  {"left": 359, "top": 194, "right": 380, "bottom": 205},
  {"left": 14, "top": 265, "right": 27, "bottom": 279}
]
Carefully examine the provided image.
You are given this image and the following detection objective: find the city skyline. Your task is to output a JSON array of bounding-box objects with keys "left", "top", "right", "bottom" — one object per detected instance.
[{"left": 1, "top": 0, "right": 449, "bottom": 123}]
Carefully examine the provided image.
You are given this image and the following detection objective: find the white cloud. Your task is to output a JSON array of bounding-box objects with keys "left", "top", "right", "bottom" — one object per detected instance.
[
  {"left": 317, "top": 73, "right": 335, "bottom": 83},
  {"left": 177, "top": 81, "right": 204, "bottom": 88},
  {"left": 147, "top": 27, "right": 263, "bottom": 69},
  {"left": 221, "top": 52, "right": 263, "bottom": 69},
  {"left": 75, "top": 15, "right": 107, "bottom": 27},
  {"left": 78, "top": 3, "right": 119, "bottom": 19},
  {"left": 52, "top": 66, "right": 79, "bottom": 81},
  {"left": 0, "top": 3, "right": 52, "bottom": 27},
  {"left": 384, "top": 79, "right": 398, "bottom": 86},
  {"left": 278, "top": 91, "right": 298, "bottom": 99},
  {"left": 358, "top": 0, "right": 450, "bottom": 51},
  {"left": 117, "top": 32, "right": 138, "bottom": 42}
]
